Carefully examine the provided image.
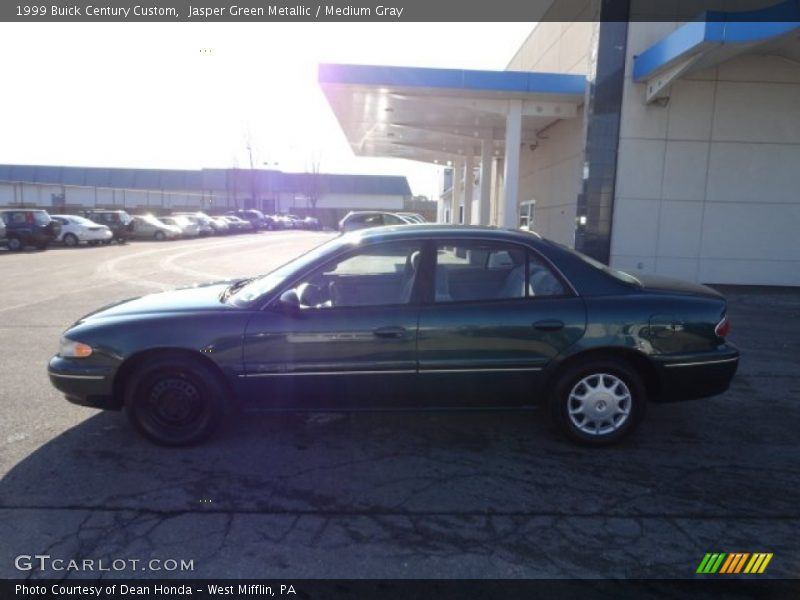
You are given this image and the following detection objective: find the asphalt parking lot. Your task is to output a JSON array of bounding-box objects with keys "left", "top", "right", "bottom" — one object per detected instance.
[{"left": 0, "top": 233, "right": 799, "bottom": 579}]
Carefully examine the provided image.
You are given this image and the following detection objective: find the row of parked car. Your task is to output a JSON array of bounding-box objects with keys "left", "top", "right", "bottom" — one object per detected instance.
[
  {"left": 0, "top": 208, "right": 322, "bottom": 250},
  {"left": 338, "top": 211, "right": 427, "bottom": 232}
]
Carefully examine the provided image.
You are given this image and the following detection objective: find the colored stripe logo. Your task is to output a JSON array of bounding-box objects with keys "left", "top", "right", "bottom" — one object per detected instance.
[{"left": 697, "top": 553, "right": 773, "bottom": 574}]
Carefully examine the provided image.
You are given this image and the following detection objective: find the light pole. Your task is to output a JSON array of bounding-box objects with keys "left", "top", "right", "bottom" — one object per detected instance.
[{"left": 262, "top": 161, "right": 279, "bottom": 213}]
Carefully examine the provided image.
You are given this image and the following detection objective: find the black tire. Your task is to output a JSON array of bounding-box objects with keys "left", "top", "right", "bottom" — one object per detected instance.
[
  {"left": 154, "top": 230, "right": 166, "bottom": 241},
  {"left": 549, "top": 357, "right": 646, "bottom": 446},
  {"left": 63, "top": 233, "right": 79, "bottom": 247},
  {"left": 123, "top": 356, "right": 226, "bottom": 446},
  {"left": 6, "top": 236, "right": 23, "bottom": 251},
  {"left": 102, "top": 239, "right": 113, "bottom": 245}
]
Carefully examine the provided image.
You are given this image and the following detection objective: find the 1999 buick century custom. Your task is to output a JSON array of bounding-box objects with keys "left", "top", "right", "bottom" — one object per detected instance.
[{"left": 48, "top": 226, "right": 739, "bottom": 446}]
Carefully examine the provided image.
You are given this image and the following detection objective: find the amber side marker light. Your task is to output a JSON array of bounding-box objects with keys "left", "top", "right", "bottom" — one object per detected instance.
[{"left": 59, "top": 338, "right": 93, "bottom": 358}]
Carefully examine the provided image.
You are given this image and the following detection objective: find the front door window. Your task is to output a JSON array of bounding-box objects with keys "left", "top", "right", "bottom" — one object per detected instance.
[{"left": 284, "top": 241, "right": 423, "bottom": 309}]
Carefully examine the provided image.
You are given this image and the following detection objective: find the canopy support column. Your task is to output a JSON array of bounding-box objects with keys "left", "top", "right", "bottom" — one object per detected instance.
[
  {"left": 463, "top": 154, "right": 474, "bottom": 225},
  {"left": 479, "top": 138, "right": 493, "bottom": 226},
  {"left": 453, "top": 158, "right": 464, "bottom": 223},
  {"left": 501, "top": 99, "right": 522, "bottom": 229}
]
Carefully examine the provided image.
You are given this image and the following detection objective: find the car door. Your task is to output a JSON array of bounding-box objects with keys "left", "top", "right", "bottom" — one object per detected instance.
[
  {"left": 51, "top": 217, "right": 65, "bottom": 239},
  {"left": 240, "top": 240, "right": 425, "bottom": 410},
  {"left": 416, "top": 239, "right": 586, "bottom": 407}
]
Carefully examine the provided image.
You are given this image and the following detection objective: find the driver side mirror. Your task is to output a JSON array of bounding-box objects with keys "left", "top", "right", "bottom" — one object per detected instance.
[{"left": 277, "top": 289, "right": 301, "bottom": 312}]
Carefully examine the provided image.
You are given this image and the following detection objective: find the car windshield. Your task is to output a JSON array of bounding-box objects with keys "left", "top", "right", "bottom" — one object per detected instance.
[
  {"left": 227, "top": 236, "right": 355, "bottom": 306},
  {"left": 553, "top": 242, "right": 641, "bottom": 286}
]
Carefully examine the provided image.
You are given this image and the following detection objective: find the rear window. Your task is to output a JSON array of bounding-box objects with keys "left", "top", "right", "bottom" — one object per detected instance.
[
  {"left": 554, "top": 242, "right": 641, "bottom": 286},
  {"left": 33, "top": 211, "right": 50, "bottom": 225}
]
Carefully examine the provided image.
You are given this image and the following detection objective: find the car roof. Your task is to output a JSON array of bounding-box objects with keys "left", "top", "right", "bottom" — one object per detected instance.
[
  {"left": 344, "top": 211, "right": 396, "bottom": 217},
  {"left": 345, "top": 224, "right": 543, "bottom": 244}
]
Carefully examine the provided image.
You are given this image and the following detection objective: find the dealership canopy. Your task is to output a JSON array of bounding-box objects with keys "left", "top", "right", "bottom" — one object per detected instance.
[{"left": 319, "top": 63, "right": 586, "bottom": 225}]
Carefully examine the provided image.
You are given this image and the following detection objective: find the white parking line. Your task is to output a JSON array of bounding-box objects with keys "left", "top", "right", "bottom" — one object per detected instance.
[
  {"left": 96, "top": 233, "right": 302, "bottom": 290},
  {"left": 0, "top": 233, "right": 327, "bottom": 315},
  {"left": 156, "top": 234, "right": 306, "bottom": 282}
]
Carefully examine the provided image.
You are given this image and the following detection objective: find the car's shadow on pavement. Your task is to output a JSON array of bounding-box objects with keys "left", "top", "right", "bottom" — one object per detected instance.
[{"left": 2, "top": 398, "right": 798, "bottom": 520}]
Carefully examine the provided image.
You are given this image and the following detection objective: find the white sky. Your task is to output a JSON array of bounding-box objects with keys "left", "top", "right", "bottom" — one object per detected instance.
[{"left": 0, "top": 23, "right": 534, "bottom": 199}]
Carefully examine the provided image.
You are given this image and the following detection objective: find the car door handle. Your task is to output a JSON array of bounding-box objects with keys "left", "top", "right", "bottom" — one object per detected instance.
[
  {"left": 373, "top": 326, "right": 408, "bottom": 339},
  {"left": 533, "top": 319, "right": 564, "bottom": 332}
]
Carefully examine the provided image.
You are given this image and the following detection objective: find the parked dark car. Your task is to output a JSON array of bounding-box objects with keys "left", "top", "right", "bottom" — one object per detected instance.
[
  {"left": 48, "top": 225, "right": 739, "bottom": 447},
  {"left": 1, "top": 209, "right": 61, "bottom": 251},
  {"left": 80, "top": 209, "right": 133, "bottom": 243},
  {"left": 226, "top": 209, "right": 274, "bottom": 230}
]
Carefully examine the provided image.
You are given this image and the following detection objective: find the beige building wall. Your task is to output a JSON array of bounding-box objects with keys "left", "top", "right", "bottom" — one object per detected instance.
[
  {"left": 516, "top": 107, "right": 585, "bottom": 246},
  {"left": 507, "top": 0, "right": 594, "bottom": 75},
  {"left": 611, "top": 21, "right": 800, "bottom": 286},
  {"left": 504, "top": 16, "right": 592, "bottom": 245}
]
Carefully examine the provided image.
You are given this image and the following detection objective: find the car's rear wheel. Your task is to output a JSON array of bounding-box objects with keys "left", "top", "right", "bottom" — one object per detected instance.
[
  {"left": 63, "top": 233, "right": 79, "bottom": 247},
  {"left": 6, "top": 236, "right": 23, "bottom": 251},
  {"left": 124, "top": 357, "right": 225, "bottom": 446},
  {"left": 550, "top": 357, "right": 645, "bottom": 445},
  {"left": 154, "top": 230, "right": 166, "bottom": 241}
]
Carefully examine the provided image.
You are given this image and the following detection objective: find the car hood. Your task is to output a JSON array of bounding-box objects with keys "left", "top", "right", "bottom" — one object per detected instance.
[
  {"left": 76, "top": 281, "right": 239, "bottom": 323},
  {"left": 636, "top": 274, "right": 722, "bottom": 298}
]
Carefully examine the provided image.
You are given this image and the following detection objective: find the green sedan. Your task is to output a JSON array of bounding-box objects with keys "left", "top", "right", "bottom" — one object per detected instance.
[{"left": 49, "top": 225, "right": 739, "bottom": 446}]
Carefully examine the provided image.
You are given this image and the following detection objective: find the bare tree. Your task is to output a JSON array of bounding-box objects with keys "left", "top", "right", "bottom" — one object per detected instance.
[
  {"left": 302, "top": 151, "right": 326, "bottom": 217},
  {"left": 245, "top": 131, "right": 259, "bottom": 210}
]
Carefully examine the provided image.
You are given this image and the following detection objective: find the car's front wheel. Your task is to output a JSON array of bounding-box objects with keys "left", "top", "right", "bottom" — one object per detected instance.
[
  {"left": 550, "top": 357, "right": 645, "bottom": 445},
  {"left": 124, "top": 356, "right": 226, "bottom": 446},
  {"left": 6, "top": 236, "right": 23, "bottom": 251}
]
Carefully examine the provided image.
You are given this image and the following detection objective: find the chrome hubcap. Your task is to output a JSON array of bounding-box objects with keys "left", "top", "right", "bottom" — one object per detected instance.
[{"left": 568, "top": 373, "right": 632, "bottom": 436}]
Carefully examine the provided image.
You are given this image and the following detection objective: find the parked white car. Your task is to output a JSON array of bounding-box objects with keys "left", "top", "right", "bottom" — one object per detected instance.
[
  {"left": 130, "top": 215, "right": 182, "bottom": 241},
  {"left": 160, "top": 216, "right": 200, "bottom": 237},
  {"left": 209, "top": 216, "right": 231, "bottom": 235},
  {"left": 221, "top": 215, "right": 254, "bottom": 233},
  {"left": 338, "top": 211, "right": 409, "bottom": 232},
  {"left": 174, "top": 212, "right": 216, "bottom": 236},
  {"left": 50, "top": 214, "right": 113, "bottom": 247}
]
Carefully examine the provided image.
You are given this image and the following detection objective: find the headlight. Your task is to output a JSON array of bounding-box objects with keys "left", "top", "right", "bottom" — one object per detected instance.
[{"left": 59, "top": 337, "right": 93, "bottom": 358}]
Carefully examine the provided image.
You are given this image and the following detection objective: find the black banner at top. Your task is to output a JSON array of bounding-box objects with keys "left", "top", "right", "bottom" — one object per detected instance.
[{"left": 2, "top": 0, "right": 800, "bottom": 22}]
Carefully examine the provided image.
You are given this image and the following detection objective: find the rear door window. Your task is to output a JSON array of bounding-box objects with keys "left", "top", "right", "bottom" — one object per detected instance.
[{"left": 434, "top": 241, "right": 566, "bottom": 303}]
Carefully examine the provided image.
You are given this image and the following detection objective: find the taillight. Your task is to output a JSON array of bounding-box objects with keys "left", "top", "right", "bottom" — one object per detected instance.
[{"left": 715, "top": 315, "right": 731, "bottom": 339}]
